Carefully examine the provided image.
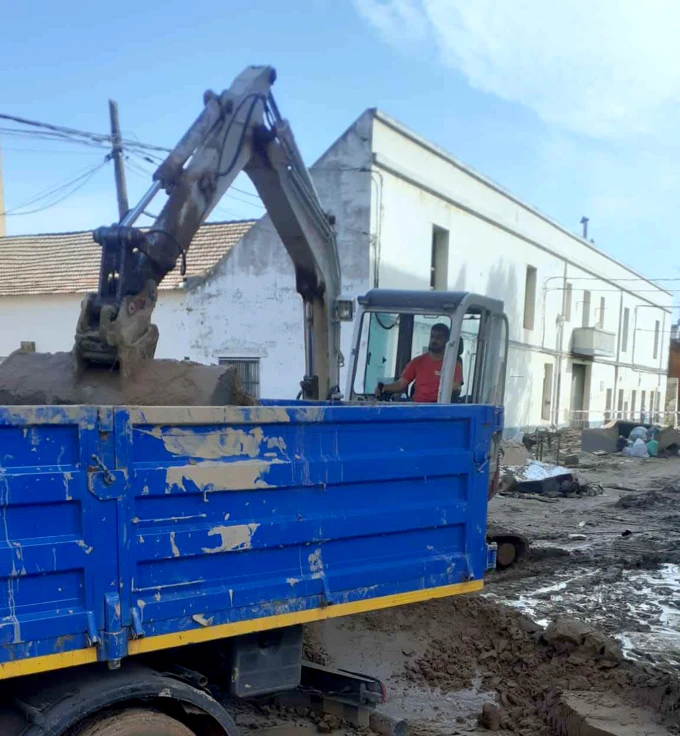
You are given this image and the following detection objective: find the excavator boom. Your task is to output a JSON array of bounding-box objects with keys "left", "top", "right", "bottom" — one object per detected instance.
[{"left": 75, "top": 65, "right": 342, "bottom": 399}]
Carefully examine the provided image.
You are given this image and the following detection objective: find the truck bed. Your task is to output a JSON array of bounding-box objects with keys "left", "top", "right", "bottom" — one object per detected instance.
[{"left": 0, "top": 401, "right": 500, "bottom": 679}]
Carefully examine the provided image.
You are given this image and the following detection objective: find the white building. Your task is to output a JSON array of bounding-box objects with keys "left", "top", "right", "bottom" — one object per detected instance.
[{"left": 0, "top": 110, "right": 671, "bottom": 431}]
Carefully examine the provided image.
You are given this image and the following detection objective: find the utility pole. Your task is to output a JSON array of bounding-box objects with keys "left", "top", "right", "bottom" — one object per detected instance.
[{"left": 109, "top": 100, "right": 129, "bottom": 220}]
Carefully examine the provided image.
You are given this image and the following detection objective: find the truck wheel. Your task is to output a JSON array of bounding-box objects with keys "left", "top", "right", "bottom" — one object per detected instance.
[{"left": 70, "top": 707, "right": 196, "bottom": 736}]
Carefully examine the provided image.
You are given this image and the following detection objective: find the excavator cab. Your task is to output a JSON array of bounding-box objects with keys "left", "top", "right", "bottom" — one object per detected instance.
[{"left": 347, "top": 289, "right": 508, "bottom": 407}]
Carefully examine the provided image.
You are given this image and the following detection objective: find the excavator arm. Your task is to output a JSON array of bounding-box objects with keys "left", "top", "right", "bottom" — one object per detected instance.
[{"left": 75, "top": 66, "right": 342, "bottom": 400}]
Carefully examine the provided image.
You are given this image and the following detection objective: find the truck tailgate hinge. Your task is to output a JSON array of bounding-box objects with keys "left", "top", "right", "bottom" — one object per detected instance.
[{"left": 100, "top": 593, "right": 129, "bottom": 667}]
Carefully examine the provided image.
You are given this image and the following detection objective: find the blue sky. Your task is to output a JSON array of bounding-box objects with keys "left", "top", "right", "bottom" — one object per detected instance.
[{"left": 2, "top": 0, "right": 679, "bottom": 282}]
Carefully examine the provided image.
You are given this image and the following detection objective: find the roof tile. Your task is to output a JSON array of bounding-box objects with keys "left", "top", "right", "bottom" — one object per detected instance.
[{"left": 0, "top": 220, "right": 255, "bottom": 297}]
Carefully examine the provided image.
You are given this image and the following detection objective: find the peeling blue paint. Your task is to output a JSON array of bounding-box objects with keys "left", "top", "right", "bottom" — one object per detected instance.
[{"left": 0, "top": 401, "right": 499, "bottom": 668}]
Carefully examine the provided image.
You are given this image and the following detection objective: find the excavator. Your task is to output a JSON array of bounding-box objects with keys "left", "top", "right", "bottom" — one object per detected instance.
[{"left": 67, "top": 64, "right": 527, "bottom": 570}]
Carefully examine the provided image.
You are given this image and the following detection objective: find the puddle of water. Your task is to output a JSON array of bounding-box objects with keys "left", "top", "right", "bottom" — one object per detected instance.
[
  {"left": 487, "top": 571, "right": 586, "bottom": 626},
  {"left": 493, "top": 563, "right": 680, "bottom": 668},
  {"left": 619, "top": 563, "right": 680, "bottom": 665},
  {"left": 380, "top": 675, "right": 495, "bottom": 729}
]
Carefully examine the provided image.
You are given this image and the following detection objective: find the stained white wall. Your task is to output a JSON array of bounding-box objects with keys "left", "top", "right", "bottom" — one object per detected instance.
[
  {"left": 371, "top": 113, "right": 672, "bottom": 430},
  {"left": 0, "top": 291, "right": 189, "bottom": 359},
  {"left": 157, "top": 110, "right": 374, "bottom": 399}
]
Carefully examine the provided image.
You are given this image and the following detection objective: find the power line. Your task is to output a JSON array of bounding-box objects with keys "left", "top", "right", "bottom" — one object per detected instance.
[
  {"left": 0, "top": 112, "right": 169, "bottom": 155},
  {"left": 3, "top": 110, "right": 268, "bottom": 209},
  {"left": 3, "top": 159, "right": 107, "bottom": 212},
  {"left": 126, "top": 149, "right": 263, "bottom": 204},
  {"left": 1, "top": 158, "right": 110, "bottom": 217},
  {"left": 0, "top": 127, "right": 111, "bottom": 151},
  {"left": 224, "top": 192, "right": 264, "bottom": 209},
  {"left": 0, "top": 143, "right": 106, "bottom": 156},
  {"left": 0, "top": 112, "right": 110, "bottom": 145}
]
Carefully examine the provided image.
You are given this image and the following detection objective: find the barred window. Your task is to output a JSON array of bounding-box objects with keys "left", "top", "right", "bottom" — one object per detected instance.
[{"left": 218, "top": 358, "right": 260, "bottom": 398}]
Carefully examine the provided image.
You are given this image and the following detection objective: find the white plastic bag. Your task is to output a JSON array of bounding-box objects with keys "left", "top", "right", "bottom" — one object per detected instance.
[
  {"left": 629, "top": 426, "right": 648, "bottom": 443},
  {"left": 629, "top": 438, "right": 649, "bottom": 458}
]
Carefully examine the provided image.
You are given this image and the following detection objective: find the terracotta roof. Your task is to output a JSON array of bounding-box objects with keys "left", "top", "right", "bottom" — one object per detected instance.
[{"left": 0, "top": 220, "right": 255, "bottom": 297}]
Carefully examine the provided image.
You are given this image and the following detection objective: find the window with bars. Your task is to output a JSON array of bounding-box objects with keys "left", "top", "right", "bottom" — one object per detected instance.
[{"left": 218, "top": 358, "right": 261, "bottom": 398}]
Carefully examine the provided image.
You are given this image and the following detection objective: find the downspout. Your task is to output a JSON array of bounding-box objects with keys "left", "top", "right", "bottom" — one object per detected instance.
[
  {"left": 658, "top": 309, "right": 667, "bottom": 423},
  {"left": 370, "top": 170, "right": 384, "bottom": 288},
  {"left": 552, "top": 262, "right": 568, "bottom": 428},
  {"left": 614, "top": 290, "right": 624, "bottom": 422}
]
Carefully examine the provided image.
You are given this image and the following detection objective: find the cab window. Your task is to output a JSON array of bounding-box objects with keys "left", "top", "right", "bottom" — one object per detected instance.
[{"left": 353, "top": 312, "right": 452, "bottom": 396}]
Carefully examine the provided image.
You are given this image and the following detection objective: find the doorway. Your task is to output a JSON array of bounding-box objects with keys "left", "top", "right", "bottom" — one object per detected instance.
[{"left": 570, "top": 364, "right": 587, "bottom": 428}]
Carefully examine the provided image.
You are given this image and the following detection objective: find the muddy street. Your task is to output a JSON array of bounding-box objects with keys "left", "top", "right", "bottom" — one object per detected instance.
[
  {"left": 239, "top": 438, "right": 680, "bottom": 735},
  {"left": 487, "top": 448, "right": 680, "bottom": 671}
]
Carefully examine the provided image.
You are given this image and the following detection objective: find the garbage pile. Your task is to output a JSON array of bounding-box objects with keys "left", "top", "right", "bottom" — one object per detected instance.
[
  {"left": 619, "top": 425, "right": 659, "bottom": 458},
  {"left": 582, "top": 420, "right": 680, "bottom": 457},
  {"left": 499, "top": 457, "right": 602, "bottom": 499}
]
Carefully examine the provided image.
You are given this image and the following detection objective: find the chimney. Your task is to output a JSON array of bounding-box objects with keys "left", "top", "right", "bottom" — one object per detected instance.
[{"left": 0, "top": 145, "right": 5, "bottom": 237}]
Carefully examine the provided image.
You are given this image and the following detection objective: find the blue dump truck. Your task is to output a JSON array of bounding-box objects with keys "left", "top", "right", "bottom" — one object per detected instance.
[
  {"left": 0, "top": 285, "right": 508, "bottom": 735},
  {"left": 0, "top": 395, "right": 501, "bottom": 734},
  {"left": 0, "top": 67, "right": 510, "bottom": 734}
]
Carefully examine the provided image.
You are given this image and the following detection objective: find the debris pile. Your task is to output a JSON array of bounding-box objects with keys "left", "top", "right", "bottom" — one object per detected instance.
[
  {"left": 499, "top": 458, "right": 601, "bottom": 499},
  {"left": 582, "top": 420, "right": 680, "bottom": 457}
]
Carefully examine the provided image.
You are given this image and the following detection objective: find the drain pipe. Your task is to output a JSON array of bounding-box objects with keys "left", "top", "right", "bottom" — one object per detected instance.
[
  {"left": 613, "top": 290, "right": 624, "bottom": 422},
  {"left": 552, "top": 263, "right": 568, "bottom": 428}
]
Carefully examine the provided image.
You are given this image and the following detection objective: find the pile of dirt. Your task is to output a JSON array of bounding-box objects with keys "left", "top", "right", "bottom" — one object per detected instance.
[
  {"left": 398, "top": 597, "right": 680, "bottom": 734},
  {"left": 0, "top": 351, "right": 256, "bottom": 406}
]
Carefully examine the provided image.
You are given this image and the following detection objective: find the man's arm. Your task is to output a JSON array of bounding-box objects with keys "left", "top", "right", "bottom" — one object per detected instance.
[
  {"left": 376, "top": 376, "right": 409, "bottom": 397},
  {"left": 375, "top": 360, "right": 416, "bottom": 398}
]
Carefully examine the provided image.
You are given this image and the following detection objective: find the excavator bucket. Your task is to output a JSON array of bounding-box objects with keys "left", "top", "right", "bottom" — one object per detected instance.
[{"left": 74, "top": 280, "right": 159, "bottom": 377}]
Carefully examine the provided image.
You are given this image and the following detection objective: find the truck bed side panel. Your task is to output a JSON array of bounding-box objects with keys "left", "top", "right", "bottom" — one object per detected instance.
[
  {"left": 0, "top": 407, "right": 119, "bottom": 675},
  {"left": 0, "top": 402, "right": 499, "bottom": 673},
  {"left": 120, "top": 403, "right": 496, "bottom": 653}
]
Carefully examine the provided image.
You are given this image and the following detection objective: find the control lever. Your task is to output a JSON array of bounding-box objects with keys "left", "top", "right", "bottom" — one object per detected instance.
[{"left": 375, "top": 382, "right": 391, "bottom": 402}]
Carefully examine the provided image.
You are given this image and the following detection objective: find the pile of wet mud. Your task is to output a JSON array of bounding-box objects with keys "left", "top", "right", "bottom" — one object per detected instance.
[
  {"left": 401, "top": 597, "right": 680, "bottom": 734},
  {"left": 0, "top": 351, "right": 256, "bottom": 406},
  {"left": 616, "top": 487, "right": 680, "bottom": 510},
  {"left": 306, "top": 595, "right": 680, "bottom": 735}
]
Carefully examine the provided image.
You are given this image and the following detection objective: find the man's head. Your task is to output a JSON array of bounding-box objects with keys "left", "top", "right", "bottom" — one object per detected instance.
[{"left": 428, "top": 323, "right": 450, "bottom": 356}]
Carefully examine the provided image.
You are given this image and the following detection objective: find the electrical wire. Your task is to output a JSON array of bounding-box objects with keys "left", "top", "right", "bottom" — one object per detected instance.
[
  {"left": 0, "top": 112, "right": 110, "bottom": 145},
  {"left": 0, "top": 111, "right": 170, "bottom": 156},
  {"left": 1, "top": 159, "right": 108, "bottom": 214},
  {"left": 127, "top": 145, "right": 264, "bottom": 204},
  {"left": 1, "top": 158, "right": 110, "bottom": 217},
  {"left": 0, "top": 144, "right": 106, "bottom": 156},
  {"left": 0, "top": 126, "right": 111, "bottom": 150},
  {"left": 224, "top": 192, "right": 264, "bottom": 209}
]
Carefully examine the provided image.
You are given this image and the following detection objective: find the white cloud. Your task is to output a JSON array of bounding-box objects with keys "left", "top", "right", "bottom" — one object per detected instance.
[
  {"left": 354, "top": 0, "right": 680, "bottom": 138},
  {"left": 354, "top": 0, "right": 430, "bottom": 43}
]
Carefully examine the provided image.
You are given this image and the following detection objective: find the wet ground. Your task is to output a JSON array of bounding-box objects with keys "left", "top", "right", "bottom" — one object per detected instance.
[
  {"left": 228, "top": 444, "right": 680, "bottom": 734},
  {"left": 487, "top": 451, "right": 680, "bottom": 672}
]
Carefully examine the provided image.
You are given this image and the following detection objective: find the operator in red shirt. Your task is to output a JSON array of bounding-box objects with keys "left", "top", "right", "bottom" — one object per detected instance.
[{"left": 375, "top": 323, "right": 463, "bottom": 403}]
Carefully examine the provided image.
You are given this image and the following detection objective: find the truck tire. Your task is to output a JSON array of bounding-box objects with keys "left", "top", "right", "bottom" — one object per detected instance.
[{"left": 69, "top": 707, "right": 197, "bottom": 736}]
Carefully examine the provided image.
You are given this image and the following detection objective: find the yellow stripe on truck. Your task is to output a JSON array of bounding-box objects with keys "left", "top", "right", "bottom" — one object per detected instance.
[
  {"left": 0, "top": 581, "right": 483, "bottom": 680},
  {"left": 0, "top": 647, "right": 98, "bottom": 680},
  {"left": 128, "top": 580, "right": 483, "bottom": 654}
]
